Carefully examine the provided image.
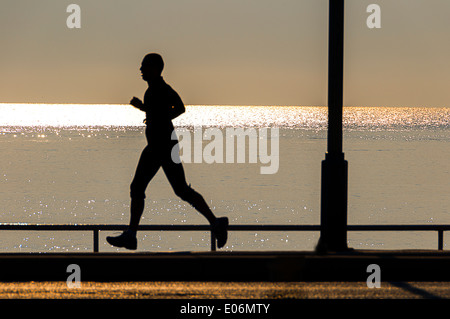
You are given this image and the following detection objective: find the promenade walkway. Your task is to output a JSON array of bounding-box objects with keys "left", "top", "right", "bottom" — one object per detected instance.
[{"left": 1, "top": 281, "right": 449, "bottom": 299}]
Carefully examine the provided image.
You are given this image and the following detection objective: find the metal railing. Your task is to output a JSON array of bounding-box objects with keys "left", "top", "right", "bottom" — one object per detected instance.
[{"left": 0, "top": 223, "right": 448, "bottom": 252}]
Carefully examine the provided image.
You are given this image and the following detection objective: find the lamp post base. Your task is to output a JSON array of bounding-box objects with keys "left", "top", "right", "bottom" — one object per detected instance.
[{"left": 316, "top": 152, "right": 349, "bottom": 253}]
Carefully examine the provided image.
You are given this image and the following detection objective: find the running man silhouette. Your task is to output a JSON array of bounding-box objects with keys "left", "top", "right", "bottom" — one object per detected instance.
[{"left": 107, "top": 53, "right": 228, "bottom": 250}]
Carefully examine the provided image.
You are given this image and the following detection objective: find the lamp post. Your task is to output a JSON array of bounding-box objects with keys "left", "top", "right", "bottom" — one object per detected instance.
[{"left": 316, "top": 0, "right": 349, "bottom": 252}]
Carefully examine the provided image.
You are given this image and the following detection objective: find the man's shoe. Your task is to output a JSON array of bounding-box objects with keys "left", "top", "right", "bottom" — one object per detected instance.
[
  {"left": 106, "top": 230, "right": 137, "bottom": 250},
  {"left": 212, "top": 217, "right": 229, "bottom": 249}
]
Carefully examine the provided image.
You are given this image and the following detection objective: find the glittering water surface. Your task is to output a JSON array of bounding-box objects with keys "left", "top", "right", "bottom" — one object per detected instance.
[
  {"left": 1, "top": 104, "right": 449, "bottom": 130},
  {"left": 0, "top": 104, "right": 449, "bottom": 252}
]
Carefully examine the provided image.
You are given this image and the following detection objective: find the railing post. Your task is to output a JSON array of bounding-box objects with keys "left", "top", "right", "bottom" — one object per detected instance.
[
  {"left": 438, "top": 230, "right": 444, "bottom": 251},
  {"left": 211, "top": 231, "right": 216, "bottom": 251},
  {"left": 93, "top": 229, "right": 99, "bottom": 253}
]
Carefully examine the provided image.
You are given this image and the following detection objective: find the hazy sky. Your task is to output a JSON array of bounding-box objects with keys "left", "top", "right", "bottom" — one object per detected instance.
[{"left": 1, "top": 0, "right": 450, "bottom": 107}]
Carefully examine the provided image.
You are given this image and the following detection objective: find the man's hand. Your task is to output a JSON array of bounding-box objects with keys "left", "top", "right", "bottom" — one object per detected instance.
[{"left": 130, "top": 97, "right": 144, "bottom": 110}]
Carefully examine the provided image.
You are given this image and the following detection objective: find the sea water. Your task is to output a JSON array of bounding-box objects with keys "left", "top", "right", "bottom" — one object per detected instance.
[{"left": 0, "top": 104, "right": 449, "bottom": 252}]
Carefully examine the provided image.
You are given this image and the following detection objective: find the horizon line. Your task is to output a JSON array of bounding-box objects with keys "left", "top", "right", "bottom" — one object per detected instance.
[{"left": 0, "top": 103, "right": 449, "bottom": 108}]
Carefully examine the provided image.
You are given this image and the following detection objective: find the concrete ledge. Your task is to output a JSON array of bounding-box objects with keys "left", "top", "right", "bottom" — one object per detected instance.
[{"left": 1, "top": 250, "right": 450, "bottom": 282}]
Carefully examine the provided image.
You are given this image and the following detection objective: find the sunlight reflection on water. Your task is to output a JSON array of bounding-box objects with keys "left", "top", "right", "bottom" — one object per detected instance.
[{"left": 0, "top": 104, "right": 449, "bottom": 131}]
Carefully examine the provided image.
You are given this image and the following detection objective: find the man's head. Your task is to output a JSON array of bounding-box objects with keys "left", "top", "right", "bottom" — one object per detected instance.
[{"left": 140, "top": 53, "right": 164, "bottom": 81}]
